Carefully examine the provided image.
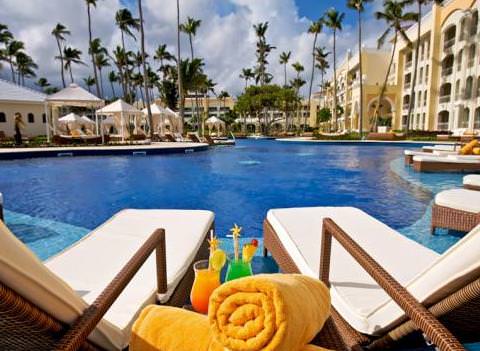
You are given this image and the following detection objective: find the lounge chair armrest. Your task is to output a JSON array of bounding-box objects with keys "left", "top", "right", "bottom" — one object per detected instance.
[
  {"left": 320, "top": 218, "right": 464, "bottom": 351},
  {"left": 54, "top": 228, "right": 167, "bottom": 351}
]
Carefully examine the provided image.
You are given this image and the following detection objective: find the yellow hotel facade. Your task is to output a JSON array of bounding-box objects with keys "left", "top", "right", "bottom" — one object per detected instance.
[{"left": 317, "top": 0, "right": 480, "bottom": 133}]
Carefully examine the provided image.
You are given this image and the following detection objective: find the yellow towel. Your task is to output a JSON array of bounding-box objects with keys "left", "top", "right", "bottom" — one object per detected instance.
[
  {"left": 460, "top": 139, "right": 479, "bottom": 155},
  {"left": 208, "top": 274, "right": 331, "bottom": 351},
  {"left": 131, "top": 305, "right": 331, "bottom": 351}
]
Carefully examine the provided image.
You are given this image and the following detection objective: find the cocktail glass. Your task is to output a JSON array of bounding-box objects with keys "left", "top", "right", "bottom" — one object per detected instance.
[
  {"left": 225, "top": 257, "right": 253, "bottom": 282},
  {"left": 190, "top": 259, "right": 221, "bottom": 314}
]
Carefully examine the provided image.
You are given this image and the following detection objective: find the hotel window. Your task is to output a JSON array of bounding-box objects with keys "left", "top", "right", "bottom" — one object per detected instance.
[
  {"left": 417, "top": 91, "right": 422, "bottom": 107},
  {"left": 425, "top": 65, "right": 429, "bottom": 82},
  {"left": 42, "top": 113, "right": 46, "bottom": 123},
  {"left": 27, "top": 113, "right": 34, "bottom": 123},
  {"left": 460, "top": 18, "right": 467, "bottom": 41},
  {"left": 416, "top": 114, "right": 420, "bottom": 129},
  {"left": 422, "top": 113, "right": 426, "bottom": 130},
  {"left": 465, "top": 76, "right": 473, "bottom": 99},
  {"left": 457, "top": 49, "right": 463, "bottom": 71},
  {"left": 425, "top": 41, "right": 430, "bottom": 58},
  {"left": 423, "top": 91, "right": 427, "bottom": 106},
  {"left": 475, "top": 107, "right": 480, "bottom": 129},
  {"left": 459, "top": 108, "right": 470, "bottom": 128},
  {"left": 471, "top": 11, "right": 478, "bottom": 36},
  {"left": 468, "top": 44, "right": 476, "bottom": 67},
  {"left": 0, "top": 112, "right": 5, "bottom": 123},
  {"left": 419, "top": 67, "right": 423, "bottom": 84},
  {"left": 455, "top": 80, "right": 461, "bottom": 100},
  {"left": 477, "top": 76, "right": 480, "bottom": 97},
  {"left": 421, "top": 43, "right": 425, "bottom": 61}
]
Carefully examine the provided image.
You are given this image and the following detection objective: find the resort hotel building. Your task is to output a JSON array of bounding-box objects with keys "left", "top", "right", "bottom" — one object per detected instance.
[
  {"left": 0, "top": 79, "right": 47, "bottom": 138},
  {"left": 316, "top": 0, "right": 480, "bottom": 133},
  {"left": 183, "top": 95, "right": 235, "bottom": 122}
]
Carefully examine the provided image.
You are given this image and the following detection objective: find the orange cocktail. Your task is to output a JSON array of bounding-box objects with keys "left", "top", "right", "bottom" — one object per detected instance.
[{"left": 190, "top": 260, "right": 221, "bottom": 314}]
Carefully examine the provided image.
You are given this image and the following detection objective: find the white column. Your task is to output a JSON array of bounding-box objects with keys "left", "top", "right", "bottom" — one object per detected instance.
[{"left": 44, "top": 102, "right": 50, "bottom": 142}]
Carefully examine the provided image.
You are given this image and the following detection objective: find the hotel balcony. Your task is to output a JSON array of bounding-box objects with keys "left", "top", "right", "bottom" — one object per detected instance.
[
  {"left": 443, "top": 38, "right": 455, "bottom": 51},
  {"left": 441, "top": 67, "right": 453, "bottom": 77},
  {"left": 439, "top": 95, "right": 451, "bottom": 103},
  {"left": 404, "top": 82, "right": 411, "bottom": 90}
]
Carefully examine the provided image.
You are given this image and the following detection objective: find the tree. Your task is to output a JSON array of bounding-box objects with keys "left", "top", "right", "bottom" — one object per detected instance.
[
  {"left": 180, "top": 16, "right": 202, "bottom": 131},
  {"left": 85, "top": 0, "right": 101, "bottom": 97},
  {"left": 279, "top": 51, "right": 291, "bottom": 87},
  {"left": 83, "top": 76, "right": 96, "bottom": 92},
  {"left": 94, "top": 52, "right": 110, "bottom": 97},
  {"left": 317, "top": 107, "right": 332, "bottom": 124},
  {"left": 15, "top": 52, "right": 37, "bottom": 85},
  {"left": 4, "top": 40, "right": 24, "bottom": 83},
  {"left": 347, "top": 0, "right": 372, "bottom": 138},
  {"left": 253, "top": 22, "right": 276, "bottom": 86},
  {"left": 0, "top": 24, "right": 13, "bottom": 74},
  {"left": 176, "top": 0, "right": 185, "bottom": 126},
  {"left": 403, "top": 0, "right": 442, "bottom": 134},
  {"left": 239, "top": 68, "right": 254, "bottom": 90},
  {"left": 110, "top": 46, "right": 129, "bottom": 99},
  {"left": 138, "top": 0, "right": 153, "bottom": 138},
  {"left": 35, "top": 77, "right": 51, "bottom": 91},
  {"left": 217, "top": 90, "right": 230, "bottom": 118},
  {"left": 324, "top": 8, "right": 345, "bottom": 130},
  {"left": 314, "top": 47, "right": 330, "bottom": 101},
  {"left": 108, "top": 71, "right": 118, "bottom": 98},
  {"left": 291, "top": 62, "right": 305, "bottom": 128},
  {"left": 307, "top": 19, "right": 323, "bottom": 130},
  {"left": 51, "top": 23, "right": 70, "bottom": 88},
  {"left": 374, "top": 0, "right": 417, "bottom": 130},
  {"left": 61, "top": 46, "right": 85, "bottom": 83},
  {"left": 154, "top": 44, "right": 174, "bottom": 77}
]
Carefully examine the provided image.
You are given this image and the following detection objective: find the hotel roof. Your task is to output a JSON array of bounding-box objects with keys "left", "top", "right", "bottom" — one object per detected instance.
[{"left": 0, "top": 78, "right": 46, "bottom": 104}]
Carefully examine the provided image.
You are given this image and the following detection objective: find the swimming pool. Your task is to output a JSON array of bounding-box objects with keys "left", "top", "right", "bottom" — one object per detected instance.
[{"left": 0, "top": 139, "right": 466, "bottom": 260}]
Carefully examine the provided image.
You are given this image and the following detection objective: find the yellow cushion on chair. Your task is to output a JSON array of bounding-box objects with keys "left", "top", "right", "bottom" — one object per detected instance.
[
  {"left": 473, "top": 147, "right": 480, "bottom": 155},
  {"left": 459, "top": 139, "right": 479, "bottom": 155}
]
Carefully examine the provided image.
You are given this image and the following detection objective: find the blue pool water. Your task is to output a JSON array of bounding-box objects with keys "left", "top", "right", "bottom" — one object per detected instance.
[{"left": 0, "top": 139, "right": 467, "bottom": 260}]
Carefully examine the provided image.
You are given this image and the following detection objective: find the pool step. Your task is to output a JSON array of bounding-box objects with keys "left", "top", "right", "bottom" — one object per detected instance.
[
  {"left": 132, "top": 151, "right": 147, "bottom": 156},
  {"left": 57, "top": 152, "right": 74, "bottom": 157}
]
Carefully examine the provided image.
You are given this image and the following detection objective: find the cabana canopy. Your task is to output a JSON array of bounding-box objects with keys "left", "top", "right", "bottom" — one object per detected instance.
[
  {"left": 96, "top": 99, "right": 144, "bottom": 142},
  {"left": 142, "top": 104, "right": 167, "bottom": 116},
  {"left": 80, "top": 115, "right": 96, "bottom": 125},
  {"left": 58, "top": 113, "right": 83, "bottom": 124},
  {"left": 206, "top": 116, "right": 226, "bottom": 136},
  {"left": 46, "top": 84, "right": 104, "bottom": 108},
  {"left": 96, "top": 99, "right": 142, "bottom": 115}
]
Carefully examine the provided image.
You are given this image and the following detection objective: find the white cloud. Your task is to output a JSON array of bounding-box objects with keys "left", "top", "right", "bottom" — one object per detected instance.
[{"left": 0, "top": 0, "right": 387, "bottom": 98}]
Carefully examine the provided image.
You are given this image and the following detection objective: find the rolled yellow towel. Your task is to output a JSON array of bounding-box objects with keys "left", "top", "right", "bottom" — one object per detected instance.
[
  {"left": 131, "top": 305, "right": 331, "bottom": 351},
  {"left": 208, "top": 274, "right": 331, "bottom": 351},
  {"left": 459, "top": 139, "right": 479, "bottom": 155}
]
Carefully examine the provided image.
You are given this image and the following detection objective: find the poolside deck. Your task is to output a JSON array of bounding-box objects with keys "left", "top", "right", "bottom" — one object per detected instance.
[
  {"left": 0, "top": 142, "right": 209, "bottom": 160},
  {"left": 276, "top": 137, "right": 456, "bottom": 145}
]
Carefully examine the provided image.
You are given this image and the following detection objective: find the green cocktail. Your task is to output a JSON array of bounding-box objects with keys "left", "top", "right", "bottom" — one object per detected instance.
[{"left": 225, "top": 259, "right": 253, "bottom": 281}]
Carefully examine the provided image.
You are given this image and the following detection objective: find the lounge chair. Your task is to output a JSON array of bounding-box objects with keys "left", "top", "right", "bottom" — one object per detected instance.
[
  {"left": 464, "top": 174, "right": 480, "bottom": 190},
  {"left": 188, "top": 132, "right": 203, "bottom": 143},
  {"left": 412, "top": 155, "right": 480, "bottom": 172},
  {"left": 0, "top": 209, "right": 214, "bottom": 350},
  {"left": 404, "top": 150, "right": 456, "bottom": 165},
  {"left": 422, "top": 144, "right": 460, "bottom": 153},
  {"left": 263, "top": 207, "right": 479, "bottom": 350},
  {"left": 164, "top": 133, "right": 177, "bottom": 142},
  {"left": 431, "top": 189, "right": 480, "bottom": 233}
]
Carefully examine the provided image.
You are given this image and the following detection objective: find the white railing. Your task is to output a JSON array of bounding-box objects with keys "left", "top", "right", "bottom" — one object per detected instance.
[
  {"left": 442, "top": 67, "right": 453, "bottom": 77},
  {"left": 439, "top": 95, "right": 451, "bottom": 103},
  {"left": 443, "top": 38, "right": 455, "bottom": 50}
]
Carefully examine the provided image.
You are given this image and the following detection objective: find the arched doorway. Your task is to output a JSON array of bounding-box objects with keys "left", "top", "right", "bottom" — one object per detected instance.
[
  {"left": 367, "top": 97, "right": 394, "bottom": 129},
  {"left": 437, "top": 111, "right": 449, "bottom": 131}
]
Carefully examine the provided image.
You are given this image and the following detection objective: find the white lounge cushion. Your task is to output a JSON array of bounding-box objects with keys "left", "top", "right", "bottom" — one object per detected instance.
[
  {"left": 464, "top": 175, "right": 480, "bottom": 187},
  {"left": 46, "top": 209, "right": 214, "bottom": 350},
  {"left": 413, "top": 155, "right": 480, "bottom": 164},
  {"left": 447, "top": 155, "right": 480, "bottom": 161},
  {"left": 267, "top": 207, "right": 480, "bottom": 335},
  {"left": 435, "top": 189, "right": 480, "bottom": 213},
  {"left": 423, "top": 145, "right": 457, "bottom": 152},
  {"left": 404, "top": 150, "right": 454, "bottom": 157},
  {"left": 266, "top": 207, "right": 439, "bottom": 334}
]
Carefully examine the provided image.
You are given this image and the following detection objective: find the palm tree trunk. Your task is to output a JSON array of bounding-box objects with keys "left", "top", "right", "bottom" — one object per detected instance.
[
  {"left": 138, "top": 0, "right": 153, "bottom": 138},
  {"left": 176, "top": 0, "right": 185, "bottom": 127},
  {"left": 56, "top": 38, "right": 66, "bottom": 88},
  {"left": 333, "top": 30, "right": 338, "bottom": 131},
  {"left": 111, "top": 80, "right": 116, "bottom": 98},
  {"left": 284, "top": 63, "right": 287, "bottom": 87},
  {"left": 99, "top": 67, "right": 105, "bottom": 97},
  {"left": 87, "top": 3, "right": 101, "bottom": 98},
  {"left": 406, "top": 1, "right": 422, "bottom": 135},
  {"left": 358, "top": 9, "right": 364, "bottom": 139},
  {"left": 372, "top": 31, "right": 397, "bottom": 131},
  {"left": 307, "top": 33, "right": 318, "bottom": 132},
  {"left": 69, "top": 66, "right": 74, "bottom": 83},
  {"left": 9, "top": 58, "right": 15, "bottom": 84},
  {"left": 120, "top": 31, "right": 132, "bottom": 102}
]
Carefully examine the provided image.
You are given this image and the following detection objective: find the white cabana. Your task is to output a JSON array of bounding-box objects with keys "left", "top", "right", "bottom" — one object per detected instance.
[
  {"left": 142, "top": 104, "right": 169, "bottom": 136},
  {"left": 80, "top": 115, "right": 96, "bottom": 125},
  {"left": 165, "top": 107, "right": 183, "bottom": 134},
  {"left": 206, "top": 116, "right": 226, "bottom": 135},
  {"left": 44, "top": 83, "right": 105, "bottom": 141},
  {"left": 96, "top": 99, "right": 144, "bottom": 142}
]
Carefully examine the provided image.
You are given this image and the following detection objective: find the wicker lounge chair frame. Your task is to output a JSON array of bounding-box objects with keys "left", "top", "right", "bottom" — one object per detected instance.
[
  {"left": 431, "top": 204, "right": 480, "bottom": 234},
  {"left": 264, "top": 218, "right": 479, "bottom": 350},
  {"left": 188, "top": 133, "right": 203, "bottom": 143},
  {"left": 413, "top": 159, "right": 480, "bottom": 172},
  {"left": 464, "top": 184, "right": 480, "bottom": 191},
  {"left": 164, "top": 133, "right": 177, "bottom": 142},
  {"left": 0, "top": 225, "right": 211, "bottom": 351}
]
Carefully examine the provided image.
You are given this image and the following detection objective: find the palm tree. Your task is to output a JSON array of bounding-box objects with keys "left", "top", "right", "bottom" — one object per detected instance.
[
  {"left": 85, "top": 0, "right": 101, "bottom": 96},
  {"left": 307, "top": 19, "right": 323, "bottom": 130},
  {"left": 324, "top": 8, "right": 345, "bottom": 130},
  {"left": 292, "top": 62, "right": 304, "bottom": 80},
  {"left": 217, "top": 90, "right": 229, "bottom": 118},
  {"left": 108, "top": 71, "right": 118, "bottom": 98},
  {"left": 315, "top": 47, "right": 330, "bottom": 109},
  {"left": 35, "top": 77, "right": 50, "bottom": 91},
  {"left": 4, "top": 40, "right": 24, "bottom": 83},
  {"left": 110, "top": 46, "right": 129, "bottom": 99},
  {"left": 239, "top": 68, "right": 255, "bottom": 89},
  {"left": 347, "top": 0, "right": 372, "bottom": 137},
  {"left": 83, "top": 76, "right": 96, "bottom": 92},
  {"left": 291, "top": 62, "right": 305, "bottom": 128},
  {"left": 253, "top": 22, "right": 276, "bottom": 86},
  {"left": 279, "top": 51, "right": 291, "bottom": 87},
  {"left": 180, "top": 17, "right": 202, "bottom": 60},
  {"left": 15, "top": 52, "right": 37, "bottom": 85},
  {"left": 374, "top": 0, "right": 417, "bottom": 130},
  {"left": 51, "top": 23, "right": 70, "bottom": 88},
  {"left": 403, "top": 0, "right": 442, "bottom": 134},
  {"left": 61, "top": 47, "right": 85, "bottom": 83},
  {"left": 154, "top": 44, "right": 174, "bottom": 76},
  {"left": 137, "top": 0, "right": 153, "bottom": 138},
  {"left": 0, "top": 24, "right": 13, "bottom": 72},
  {"left": 95, "top": 53, "right": 110, "bottom": 97},
  {"left": 176, "top": 0, "right": 185, "bottom": 126}
]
